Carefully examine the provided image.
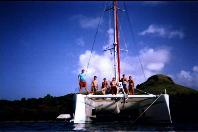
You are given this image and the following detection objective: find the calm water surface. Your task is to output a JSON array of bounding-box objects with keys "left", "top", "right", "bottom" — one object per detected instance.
[{"left": 0, "top": 121, "right": 198, "bottom": 131}]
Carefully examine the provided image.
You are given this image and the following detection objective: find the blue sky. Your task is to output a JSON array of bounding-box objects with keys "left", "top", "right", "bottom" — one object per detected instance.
[{"left": 0, "top": 1, "right": 198, "bottom": 100}]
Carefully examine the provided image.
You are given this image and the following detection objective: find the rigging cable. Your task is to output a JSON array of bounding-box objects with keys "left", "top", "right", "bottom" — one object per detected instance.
[
  {"left": 123, "top": 2, "right": 147, "bottom": 81},
  {"left": 86, "top": 2, "right": 107, "bottom": 72},
  {"left": 108, "top": 2, "right": 115, "bottom": 72},
  {"left": 132, "top": 94, "right": 163, "bottom": 124},
  {"left": 119, "top": 17, "right": 128, "bottom": 57}
]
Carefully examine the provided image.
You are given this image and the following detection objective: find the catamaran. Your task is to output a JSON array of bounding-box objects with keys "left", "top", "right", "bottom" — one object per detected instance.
[{"left": 57, "top": 1, "right": 172, "bottom": 124}]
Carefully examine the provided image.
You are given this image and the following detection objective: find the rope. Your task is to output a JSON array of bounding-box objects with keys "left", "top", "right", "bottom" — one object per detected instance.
[
  {"left": 123, "top": 2, "right": 147, "bottom": 81},
  {"left": 132, "top": 94, "right": 163, "bottom": 124},
  {"left": 86, "top": 2, "right": 107, "bottom": 72},
  {"left": 119, "top": 19, "right": 128, "bottom": 57}
]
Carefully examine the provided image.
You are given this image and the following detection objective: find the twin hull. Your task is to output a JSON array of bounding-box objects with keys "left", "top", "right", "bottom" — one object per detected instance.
[{"left": 73, "top": 94, "right": 172, "bottom": 124}]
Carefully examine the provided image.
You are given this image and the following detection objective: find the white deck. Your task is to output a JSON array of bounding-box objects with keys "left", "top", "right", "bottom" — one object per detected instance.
[{"left": 83, "top": 94, "right": 157, "bottom": 98}]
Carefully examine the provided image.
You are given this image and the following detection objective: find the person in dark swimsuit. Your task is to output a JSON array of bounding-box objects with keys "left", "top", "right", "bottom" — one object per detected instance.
[
  {"left": 91, "top": 76, "right": 98, "bottom": 94},
  {"left": 110, "top": 77, "right": 118, "bottom": 95},
  {"left": 101, "top": 78, "right": 109, "bottom": 95},
  {"left": 120, "top": 74, "right": 129, "bottom": 94},
  {"left": 128, "top": 76, "right": 135, "bottom": 95}
]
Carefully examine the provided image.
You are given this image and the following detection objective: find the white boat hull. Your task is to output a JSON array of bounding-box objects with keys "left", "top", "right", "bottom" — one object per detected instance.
[{"left": 72, "top": 94, "right": 172, "bottom": 124}]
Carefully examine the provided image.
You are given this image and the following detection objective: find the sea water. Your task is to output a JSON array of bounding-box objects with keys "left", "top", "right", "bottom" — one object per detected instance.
[{"left": 0, "top": 121, "right": 198, "bottom": 131}]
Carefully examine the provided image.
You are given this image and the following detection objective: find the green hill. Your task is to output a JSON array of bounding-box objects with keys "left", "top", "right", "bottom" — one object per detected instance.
[{"left": 136, "top": 74, "right": 198, "bottom": 95}]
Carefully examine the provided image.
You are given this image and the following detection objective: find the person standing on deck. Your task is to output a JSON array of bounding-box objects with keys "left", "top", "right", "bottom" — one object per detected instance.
[
  {"left": 91, "top": 76, "right": 98, "bottom": 94},
  {"left": 101, "top": 78, "right": 109, "bottom": 95},
  {"left": 128, "top": 76, "right": 135, "bottom": 95},
  {"left": 78, "top": 69, "right": 89, "bottom": 94},
  {"left": 110, "top": 77, "right": 118, "bottom": 95},
  {"left": 120, "top": 74, "right": 129, "bottom": 94}
]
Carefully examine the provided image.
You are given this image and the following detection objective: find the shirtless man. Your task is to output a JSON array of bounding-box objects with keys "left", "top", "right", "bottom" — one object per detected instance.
[
  {"left": 110, "top": 77, "right": 118, "bottom": 95},
  {"left": 128, "top": 76, "right": 135, "bottom": 95},
  {"left": 91, "top": 76, "right": 98, "bottom": 94},
  {"left": 120, "top": 74, "right": 129, "bottom": 94},
  {"left": 101, "top": 78, "right": 109, "bottom": 95}
]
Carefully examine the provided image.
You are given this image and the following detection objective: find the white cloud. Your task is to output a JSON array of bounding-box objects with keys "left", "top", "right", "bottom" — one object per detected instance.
[
  {"left": 77, "top": 47, "right": 170, "bottom": 88},
  {"left": 102, "top": 28, "right": 114, "bottom": 50},
  {"left": 139, "top": 24, "right": 184, "bottom": 39},
  {"left": 193, "top": 66, "right": 198, "bottom": 72},
  {"left": 169, "top": 30, "right": 184, "bottom": 39},
  {"left": 76, "top": 37, "right": 85, "bottom": 47},
  {"left": 78, "top": 50, "right": 114, "bottom": 81},
  {"left": 147, "top": 63, "right": 165, "bottom": 71},
  {"left": 178, "top": 70, "right": 192, "bottom": 81},
  {"left": 106, "top": 28, "right": 114, "bottom": 45},
  {"left": 71, "top": 15, "right": 102, "bottom": 29},
  {"left": 139, "top": 48, "right": 170, "bottom": 71},
  {"left": 139, "top": 25, "right": 165, "bottom": 36},
  {"left": 176, "top": 66, "right": 198, "bottom": 89},
  {"left": 76, "top": 27, "right": 171, "bottom": 88}
]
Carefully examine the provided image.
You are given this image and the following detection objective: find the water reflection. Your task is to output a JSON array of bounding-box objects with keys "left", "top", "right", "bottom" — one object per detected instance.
[
  {"left": 71, "top": 121, "right": 175, "bottom": 131},
  {"left": 73, "top": 123, "right": 86, "bottom": 131},
  {"left": 0, "top": 121, "right": 197, "bottom": 131}
]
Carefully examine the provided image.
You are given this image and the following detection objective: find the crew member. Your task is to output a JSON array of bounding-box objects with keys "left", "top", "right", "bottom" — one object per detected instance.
[
  {"left": 78, "top": 69, "right": 89, "bottom": 94},
  {"left": 128, "top": 76, "right": 135, "bottom": 95},
  {"left": 91, "top": 76, "right": 98, "bottom": 94},
  {"left": 101, "top": 78, "right": 109, "bottom": 95},
  {"left": 110, "top": 77, "right": 118, "bottom": 95},
  {"left": 120, "top": 74, "right": 129, "bottom": 94}
]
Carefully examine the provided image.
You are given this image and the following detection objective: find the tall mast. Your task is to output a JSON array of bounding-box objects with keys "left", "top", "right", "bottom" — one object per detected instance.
[{"left": 113, "top": 0, "right": 121, "bottom": 81}]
